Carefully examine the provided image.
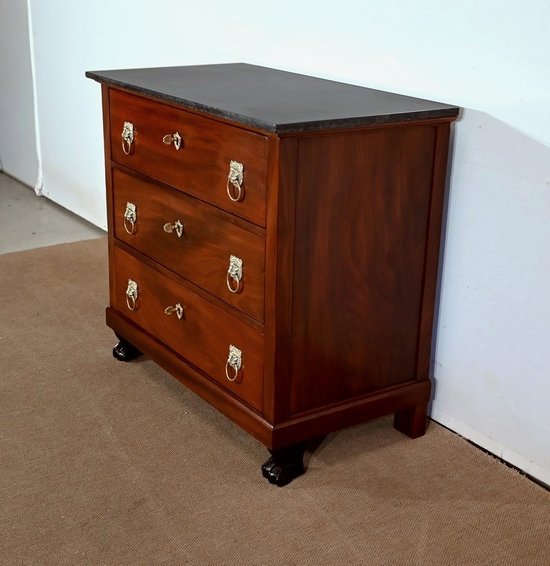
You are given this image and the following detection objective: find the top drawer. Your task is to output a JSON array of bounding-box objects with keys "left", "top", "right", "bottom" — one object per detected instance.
[{"left": 109, "top": 89, "right": 268, "bottom": 227}]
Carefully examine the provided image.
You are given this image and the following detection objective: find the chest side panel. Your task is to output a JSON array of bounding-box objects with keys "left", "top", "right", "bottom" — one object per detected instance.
[{"left": 289, "top": 125, "right": 437, "bottom": 415}]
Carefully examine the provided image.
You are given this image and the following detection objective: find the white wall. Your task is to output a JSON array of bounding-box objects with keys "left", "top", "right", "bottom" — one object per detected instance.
[
  {"left": 19, "top": 0, "right": 550, "bottom": 484},
  {"left": 0, "top": 0, "right": 39, "bottom": 187},
  {"left": 433, "top": 111, "right": 550, "bottom": 485}
]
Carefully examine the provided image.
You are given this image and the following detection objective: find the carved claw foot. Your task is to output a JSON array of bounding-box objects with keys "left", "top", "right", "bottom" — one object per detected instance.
[
  {"left": 261, "top": 444, "right": 307, "bottom": 487},
  {"left": 112, "top": 334, "right": 143, "bottom": 362}
]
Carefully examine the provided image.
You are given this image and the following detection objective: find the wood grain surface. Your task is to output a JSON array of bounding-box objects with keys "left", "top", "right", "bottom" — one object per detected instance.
[
  {"left": 109, "top": 89, "right": 268, "bottom": 226},
  {"left": 112, "top": 168, "right": 265, "bottom": 322},
  {"left": 112, "top": 246, "right": 264, "bottom": 411},
  {"left": 289, "top": 125, "right": 437, "bottom": 415}
]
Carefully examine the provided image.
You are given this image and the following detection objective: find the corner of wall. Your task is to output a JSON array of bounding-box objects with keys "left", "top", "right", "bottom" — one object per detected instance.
[{"left": 26, "top": 0, "right": 43, "bottom": 196}]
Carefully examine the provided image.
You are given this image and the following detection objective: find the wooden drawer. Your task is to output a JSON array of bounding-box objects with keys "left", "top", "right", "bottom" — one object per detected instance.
[
  {"left": 112, "top": 247, "right": 263, "bottom": 411},
  {"left": 112, "top": 168, "right": 265, "bottom": 323},
  {"left": 109, "top": 89, "right": 268, "bottom": 226}
]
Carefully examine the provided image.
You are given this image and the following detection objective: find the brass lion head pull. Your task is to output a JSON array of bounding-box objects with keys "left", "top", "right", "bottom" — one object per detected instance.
[
  {"left": 226, "top": 160, "right": 244, "bottom": 202},
  {"left": 121, "top": 122, "right": 134, "bottom": 155},
  {"left": 225, "top": 345, "right": 242, "bottom": 382},
  {"left": 226, "top": 255, "right": 243, "bottom": 293}
]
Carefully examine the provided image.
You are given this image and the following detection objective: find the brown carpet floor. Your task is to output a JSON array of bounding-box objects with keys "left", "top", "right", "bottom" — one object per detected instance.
[{"left": 1, "top": 238, "right": 549, "bottom": 565}]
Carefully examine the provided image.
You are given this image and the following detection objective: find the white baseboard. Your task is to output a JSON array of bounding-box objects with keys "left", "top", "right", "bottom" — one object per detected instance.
[{"left": 430, "top": 410, "right": 550, "bottom": 488}]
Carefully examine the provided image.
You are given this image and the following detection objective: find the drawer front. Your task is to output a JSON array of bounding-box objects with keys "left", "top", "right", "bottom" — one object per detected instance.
[
  {"left": 113, "top": 169, "right": 265, "bottom": 323},
  {"left": 113, "top": 247, "right": 263, "bottom": 411},
  {"left": 109, "top": 89, "right": 268, "bottom": 226}
]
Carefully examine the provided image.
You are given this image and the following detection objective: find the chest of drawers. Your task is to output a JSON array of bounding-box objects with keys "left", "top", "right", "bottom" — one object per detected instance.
[{"left": 87, "top": 63, "right": 459, "bottom": 486}]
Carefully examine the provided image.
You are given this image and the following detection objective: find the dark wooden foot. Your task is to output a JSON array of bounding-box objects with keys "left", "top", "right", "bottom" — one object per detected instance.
[
  {"left": 393, "top": 404, "right": 428, "bottom": 439},
  {"left": 112, "top": 334, "right": 143, "bottom": 362},
  {"left": 261, "top": 444, "right": 307, "bottom": 487}
]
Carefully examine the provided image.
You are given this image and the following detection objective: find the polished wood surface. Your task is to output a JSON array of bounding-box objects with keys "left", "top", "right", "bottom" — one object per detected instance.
[
  {"left": 415, "top": 123, "right": 452, "bottom": 383},
  {"left": 271, "top": 381, "right": 431, "bottom": 449},
  {"left": 112, "top": 246, "right": 264, "bottom": 411},
  {"left": 113, "top": 168, "right": 265, "bottom": 322},
  {"left": 288, "top": 125, "right": 436, "bottom": 415},
  {"left": 106, "top": 307, "right": 273, "bottom": 446},
  {"left": 263, "top": 136, "right": 298, "bottom": 425},
  {"left": 109, "top": 89, "right": 268, "bottom": 226}
]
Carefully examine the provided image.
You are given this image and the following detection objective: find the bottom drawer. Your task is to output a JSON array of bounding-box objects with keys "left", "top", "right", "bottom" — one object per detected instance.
[{"left": 112, "top": 246, "right": 264, "bottom": 411}]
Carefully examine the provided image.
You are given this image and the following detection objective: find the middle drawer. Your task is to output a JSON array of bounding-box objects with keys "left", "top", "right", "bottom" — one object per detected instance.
[{"left": 113, "top": 168, "right": 265, "bottom": 323}]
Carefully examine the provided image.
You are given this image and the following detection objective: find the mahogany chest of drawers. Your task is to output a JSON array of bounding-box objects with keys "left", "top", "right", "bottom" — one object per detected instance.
[{"left": 87, "top": 63, "right": 459, "bottom": 485}]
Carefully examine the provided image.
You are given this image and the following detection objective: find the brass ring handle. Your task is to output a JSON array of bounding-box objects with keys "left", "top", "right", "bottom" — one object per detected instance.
[
  {"left": 226, "top": 179, "right": 242, "bottom": 202},
  {"left": 123, "top": 202, "right": 137, "bottom": 235},
  {"left": 225, "top": 345, "right": 242, "bottom": 382},
  {"left": 226, "top": 160, "right": 244, "bottom": 202},
  {"left": 226, "top": 255, "right": 243, "bottom": 294},
  {"left": 125, "top": 279, "right": 138, "bottom": 311},
  {"left": 162, "top": 131, "right": 182, "bottom": 150},
  {"left": 225, "top": 362, "right": 239, "bottom": 382},
  {"left": 163, "top": 220, "right": 184, "bottom": 238},
  {"left": 121, "top": 122, "right": 134, "bottom": 155},
  {"left": 123, "top": 217, "right": 135, "bottom": 235},
  {"left": 164, "top": 303, "right": 184, "bottom": 319},
  {"left": 122, "top": 139, "right": 132, "bottom": 155},
  {"left": 226, "top": 272, "right": 241, "bottom": 293}
]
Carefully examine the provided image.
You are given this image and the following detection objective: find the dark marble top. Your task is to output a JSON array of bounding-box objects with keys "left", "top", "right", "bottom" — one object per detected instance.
[{"left": 86, "top": 63, "right": 459, "bottom": 134}]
